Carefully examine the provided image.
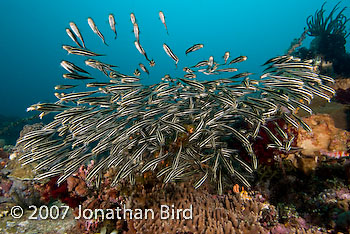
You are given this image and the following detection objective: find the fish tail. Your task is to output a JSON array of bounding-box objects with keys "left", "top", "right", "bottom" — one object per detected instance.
[{"left": 164, "top": 24, "right": 169, "bottom": 35}]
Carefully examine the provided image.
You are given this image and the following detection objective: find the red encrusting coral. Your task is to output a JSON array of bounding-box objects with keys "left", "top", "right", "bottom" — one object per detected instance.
[
  {"left": 36, "top": 176, "right": 85, "bottom": 208},
  {"left": 252, "top": 119, "right": 298, "bottom": 166}
]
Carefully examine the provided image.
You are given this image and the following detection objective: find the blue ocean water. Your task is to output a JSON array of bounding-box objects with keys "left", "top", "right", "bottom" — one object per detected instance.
[{"left": 0, "top": 0, "right": 348, "bottom": 118}]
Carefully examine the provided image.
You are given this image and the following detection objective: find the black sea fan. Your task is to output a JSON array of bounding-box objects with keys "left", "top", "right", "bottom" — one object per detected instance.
[{"left": 18, "top": 13, "right": 335, "bottom": 194}]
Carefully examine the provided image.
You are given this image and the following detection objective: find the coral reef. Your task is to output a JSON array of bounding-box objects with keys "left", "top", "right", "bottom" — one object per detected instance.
[
  {"left": 129, "top": 182, "right": 269, "bottom": 233},
  {"left": 0, "top": 204, "right": 76, "bottom": 234},
  {"left": 251, "top": 112, "right": 350, "bottom": 232},
  {"left": 6, "top": 7, "right": 350, "bottom": 234},
  {"left": 0, "top": 141, "right": 43, "bottom": 212},
  {"left": 3, "top": 119, "right": 350, "bottom": 233},
  {"left": 0, "top": 124, "right": 46, "bottom": 206},
  {"left": 66, "top": 170, "right": 326, "bottom": 234},
  {"left": 254, "top": 158, "right": 350, "bottom": 232},
  {"left": 15, "top": 7, "right": 338, "bottom": 197}
]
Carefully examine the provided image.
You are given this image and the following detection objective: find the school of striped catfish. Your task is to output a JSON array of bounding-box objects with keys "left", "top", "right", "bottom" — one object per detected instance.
[{"left": 18, "top": 11, "right": 335, "bottom": 194}]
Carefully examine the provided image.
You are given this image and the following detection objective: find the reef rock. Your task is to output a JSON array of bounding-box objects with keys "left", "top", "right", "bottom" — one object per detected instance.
[
  {"left": 331, "top": 77, "right": 350, "bottom": 90},
  {"left": 297, "top": 114, "right": 350, "bottom": 156}
]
